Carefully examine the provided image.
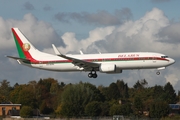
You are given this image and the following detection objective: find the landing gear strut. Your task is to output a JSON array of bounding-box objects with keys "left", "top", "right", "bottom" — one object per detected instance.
[
  {"left": 88, "top": 70, "right": 97, "bottom": 78},
  {"left": 156, "top": 71, "right": 160, "bottom": 75}
]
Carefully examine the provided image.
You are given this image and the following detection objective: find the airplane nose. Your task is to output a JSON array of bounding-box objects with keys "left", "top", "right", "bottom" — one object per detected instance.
[{"left": 169, "top": 58, "right": 175, "bottom": 65}]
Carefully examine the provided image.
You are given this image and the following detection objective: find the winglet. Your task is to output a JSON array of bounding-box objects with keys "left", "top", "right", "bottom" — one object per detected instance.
[{"left": 52, "top": 44, "right": 61, "bottom": 56}]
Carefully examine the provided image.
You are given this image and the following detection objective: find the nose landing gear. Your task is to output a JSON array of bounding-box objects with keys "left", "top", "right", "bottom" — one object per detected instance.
[
  {"left": 88, "top": 70, "right": 97, "bottom": 78},
  {"left": 156, "top": 71, "right": 160, "bottom": 75}
]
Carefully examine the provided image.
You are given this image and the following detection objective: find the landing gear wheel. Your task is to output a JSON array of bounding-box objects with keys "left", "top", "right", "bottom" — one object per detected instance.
[
  {"left": 88, "top": 69, "right": 98, "bottom": 78},
  {"left": 88, "top": 73, "right": 93, "bottom": 78},
  {"left": 92, "top": 73, "right": 97, "bottom": 78},
  {"left": 156, "top": 71, "right": 160, "bottom": 75}
]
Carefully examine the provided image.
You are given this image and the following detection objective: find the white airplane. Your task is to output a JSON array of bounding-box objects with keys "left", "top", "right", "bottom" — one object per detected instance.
[{"left": 7, "top": 28, "right": 175, "bottom": 78}]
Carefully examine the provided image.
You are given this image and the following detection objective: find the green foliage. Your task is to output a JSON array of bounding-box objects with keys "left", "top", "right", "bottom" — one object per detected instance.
[
  {"left": 115, "top": 80, "right": 129, "bottom": 99},
  {"left": 85, "top": 101, "right": 101, "bottom": 116},
  {"left": 40, "top": 100, "right": 53, "bottom": 114},
  {"left": 108, "top": 83, "right": 120, "bottom": 100},
  {"left": 50, "top": 82, "right": 59, "bottom": 94},
  {"left": 133, "top": 96, "right": 143, "bottom": 116},
  {"left": 164, "top": 82, "right": 177, "bottom": 103},
  {"left": 55, "top": 104, "right": 62, "bottom": 116},
  {"left": 10, "top": 84, "right": 37, "bottom": 106},
  {"left": 133, "top": 79, "right": 148, "bottom": 90},
  {"left": 36, "top": 78, "right": 61, "bottom": 113},
  {"left": 99, "top": 101, "right": 110, "bottom": 116},
  {"left": 100, "top": 87, "right": 110, "bottom": 100},
  {"left": 9, "top": 78, "right": 61, "bottom": 114},
  {"left": 83, "top": 82, "right": 105, "bottom": 102},
  {"left": 149, "top": 101, "right": 170, "bottom": 118},
  {"left": 152, "top": 85, "right": 164, "bottom": 99},
  {"left": 109, "top": 104, "right": 122, "bottom": 115},
  {"left": 15, "top": 85, "right": 37, "bottom": 108},
  {"left": 0, "top": 80, "right": 12, "bottom": 102},
  {"left": 151, "top": 82, "right": 177, "bottom": 104},
  {"left": 0, "top": 78, "right": 178, "bottom": 118},
  {"left": 109, "top": 103, "right": 132, "bottom": 116},
  {"left": 38, "top": 78, "right": 58, "bottom": 92},
  {"left": 119, "top": 103, "right": 132, "bottom": 116},
  {"left": 10, "top": 85, "right": 22, "bottom": 103},
  {"left": 20, "top": 106, "right": 33, "bottom": 118},
  {"left": 59, "top": 83, "right": 104, "bottom": 117}
]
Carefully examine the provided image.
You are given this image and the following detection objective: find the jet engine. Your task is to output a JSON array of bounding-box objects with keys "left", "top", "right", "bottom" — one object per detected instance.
[{"left": 99, "top": 63, "right": 122, "bottom": 73}]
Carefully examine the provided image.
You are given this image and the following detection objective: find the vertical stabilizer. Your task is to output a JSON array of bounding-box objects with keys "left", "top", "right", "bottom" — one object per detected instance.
[{"left": 11, "top": 28, "right": 40, "bottom": 61}]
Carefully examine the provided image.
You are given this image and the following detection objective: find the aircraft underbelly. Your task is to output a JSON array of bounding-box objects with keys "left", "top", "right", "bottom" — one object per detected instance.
[
  {"left": 30, "top": 60, "right": 169, "bottom": 71},
  {"left": 32, "top": 63, "right": 80, "bottom": 71},
  {"left": 115, "top": 60, "right": 168, "bottom": 69}
]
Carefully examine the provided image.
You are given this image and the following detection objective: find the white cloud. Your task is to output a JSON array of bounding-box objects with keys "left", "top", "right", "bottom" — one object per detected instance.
[
  {"left": 0, "top": 13, "right": 64, "bottom": 51},
  {"left": 165, "top": 74, "right": 179, "bottom": 86},
  {"left": 165, "top": 66, "right": 180, "bottom": 86},
  {"left": 57, "top": 8, "right": 179, "bottom": 58},
  {"left": 57, "top": 26, "right": 115, "bottom": 54}
]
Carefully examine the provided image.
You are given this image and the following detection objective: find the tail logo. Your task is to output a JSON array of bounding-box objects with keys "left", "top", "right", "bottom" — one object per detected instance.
[{"left": 22, "top": 43, "right": 31, "bottom": 51}]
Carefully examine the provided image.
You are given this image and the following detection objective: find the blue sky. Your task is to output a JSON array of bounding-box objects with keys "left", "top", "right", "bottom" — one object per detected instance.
[
  {"left": 1, "top": 0, "right": 180, "bottom": 35},
  {"left": 0, "top": 0, "right": 180, "bottom": 91}
]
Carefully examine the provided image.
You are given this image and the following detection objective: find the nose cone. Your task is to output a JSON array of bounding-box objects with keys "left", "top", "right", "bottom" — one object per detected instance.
[{"left": 169, "top": 58, "right": 175, "bottom": 65}]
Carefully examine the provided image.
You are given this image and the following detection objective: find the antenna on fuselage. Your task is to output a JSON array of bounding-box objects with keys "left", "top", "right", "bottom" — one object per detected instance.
[{"left": 80, "top": 50, "right": 84, "bottom": 55}]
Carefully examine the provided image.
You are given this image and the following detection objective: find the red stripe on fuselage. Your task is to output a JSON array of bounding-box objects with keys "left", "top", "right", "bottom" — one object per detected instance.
[{"left": 29, "top": 56, "right": 169, "bottom": 64}]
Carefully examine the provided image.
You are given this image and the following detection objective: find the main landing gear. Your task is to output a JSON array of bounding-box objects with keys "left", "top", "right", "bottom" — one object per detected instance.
[{"left": 88, "top": 70, "right": 98, "bottom": 78}]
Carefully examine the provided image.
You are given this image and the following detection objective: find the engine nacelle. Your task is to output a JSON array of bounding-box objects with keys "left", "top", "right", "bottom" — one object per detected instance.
[{"left": 99, "top": 63, "right": 122, "bottom": 73}]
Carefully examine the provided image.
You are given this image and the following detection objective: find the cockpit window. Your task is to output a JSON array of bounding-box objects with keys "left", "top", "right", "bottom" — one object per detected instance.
[{"left": 161, "top": 56, "right": 168, "bottom": 58}]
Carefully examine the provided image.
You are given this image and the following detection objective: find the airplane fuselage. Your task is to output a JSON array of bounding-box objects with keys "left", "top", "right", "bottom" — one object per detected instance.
[{"left": 22, "top": 52, "right": 174, "bottom": 72}]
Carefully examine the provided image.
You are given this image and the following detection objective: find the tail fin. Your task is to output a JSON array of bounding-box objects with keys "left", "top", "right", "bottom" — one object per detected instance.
[{"left": 11, "top": 28, "right": 40, "bottom": 61}]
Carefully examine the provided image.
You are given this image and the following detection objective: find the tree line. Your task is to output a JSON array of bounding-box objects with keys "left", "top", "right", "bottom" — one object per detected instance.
[{"left": 0, "top": 78, "right": 179, "bottom": 118}]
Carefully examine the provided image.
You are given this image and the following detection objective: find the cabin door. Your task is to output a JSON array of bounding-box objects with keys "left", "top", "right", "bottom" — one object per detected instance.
[{"left": 153, "top": 55, "right": 157, "bottom": 63}]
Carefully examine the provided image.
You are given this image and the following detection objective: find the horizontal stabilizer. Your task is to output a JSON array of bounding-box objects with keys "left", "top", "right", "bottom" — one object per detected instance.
[{"left": 6, "top": 56, "right": 30, "bottom": 63}]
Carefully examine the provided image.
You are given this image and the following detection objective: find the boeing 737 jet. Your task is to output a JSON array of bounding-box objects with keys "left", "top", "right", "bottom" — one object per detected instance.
[{"left": 7, "top": 28, "right": 175, "bottom": 78}]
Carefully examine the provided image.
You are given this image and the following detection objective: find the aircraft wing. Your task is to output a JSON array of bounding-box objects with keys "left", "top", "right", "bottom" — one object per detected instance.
[
  {"left": 52, "top": 44, "right": 100, "bottom": 70},
  {"left": 66, "top": 55, "right": 99, "bottom": 70}
]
